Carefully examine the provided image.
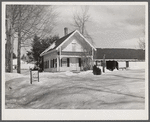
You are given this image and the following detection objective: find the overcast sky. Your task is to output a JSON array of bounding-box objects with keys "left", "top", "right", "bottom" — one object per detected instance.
[
  {"left": 17, "top": 4, "right": 146, "bottom": 55},
  {"left": 54, "top": 5, "right": 145, "bottom": 48}
]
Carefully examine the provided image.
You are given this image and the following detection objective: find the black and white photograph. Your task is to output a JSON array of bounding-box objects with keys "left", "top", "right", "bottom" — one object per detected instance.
[{"left": 2, "top": 1, "right": 148, "bottom": 120}]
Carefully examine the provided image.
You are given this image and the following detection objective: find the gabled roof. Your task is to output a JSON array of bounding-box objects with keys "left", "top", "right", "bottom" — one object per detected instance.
[
  {"left": 40, "top": 30, "right": 96, "bottom": 56},
  {"left": 40, "top": 31, "right": 75, "bottom": 56},
  {"left": 94, "top": 48, "right": 145, "bottom": 60}
]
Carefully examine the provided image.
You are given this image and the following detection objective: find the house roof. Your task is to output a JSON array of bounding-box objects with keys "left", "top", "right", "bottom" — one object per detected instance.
[
  {"left": 40, "top": 31, "right": 75, "bottom": 56},
  {"left": 40, "top": 30, "right": 96, "bottom": 56},
  {"left": 94, "top": 48, "right": 145, "bottom": 60}
]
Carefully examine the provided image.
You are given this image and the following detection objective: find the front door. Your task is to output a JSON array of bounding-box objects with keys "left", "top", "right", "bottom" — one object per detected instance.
[{"left": 70, "top": 58, "right": 77, "bottom": 70}]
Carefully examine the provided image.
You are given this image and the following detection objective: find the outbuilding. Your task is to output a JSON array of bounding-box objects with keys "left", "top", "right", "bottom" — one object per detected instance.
[{"left": 93, "top": 48, "right": 145, "bottom": 70}]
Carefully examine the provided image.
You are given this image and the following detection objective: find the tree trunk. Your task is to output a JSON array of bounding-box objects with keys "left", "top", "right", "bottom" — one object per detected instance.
[
  {"left": 17, "top": 31, "right": 21, "bottom": 73},
  {"left": 17, "top": 6, "right": 21, "bottom": 73},
  {"left": 5, "top": 18, "right": 13, "bottom": 72}
]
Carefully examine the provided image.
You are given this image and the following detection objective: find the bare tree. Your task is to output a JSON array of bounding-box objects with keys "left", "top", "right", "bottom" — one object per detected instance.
[
  {"left": 139, "top": 37, "right": 145, "bottom": 50},
  {"left": 6, "top": 5, "right": 57, "bottom": 73},
  {"left": 5, "top": 5, "right": 19, "bottom": 72},
  {"left": 138, "top": 30, "right": 145, "bottom": 50},
  {"left": 72, "top": 6, "right": 94, "bottom": 70},
  {"left": 72, "top": 6, "right": 94, "bottom": 44}
]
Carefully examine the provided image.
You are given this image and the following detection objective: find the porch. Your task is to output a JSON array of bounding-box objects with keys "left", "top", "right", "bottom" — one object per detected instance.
[
  {"left": 44, "top": 51, "right": 94, "bottom": 72},
  {"left": 57, "top": 51, "right": 93, "bottom": 72}
]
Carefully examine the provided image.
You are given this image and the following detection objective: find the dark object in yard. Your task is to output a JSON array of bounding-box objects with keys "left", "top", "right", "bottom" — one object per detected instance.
[
  {"left": 96, "top": 67, "right": 101, "bottom": 75},
  {"left": 93, "top": 65, "right": 101, "bottom": 75},
  {"left": 93, "top": 65, "right": 97, "bottom": 75}
]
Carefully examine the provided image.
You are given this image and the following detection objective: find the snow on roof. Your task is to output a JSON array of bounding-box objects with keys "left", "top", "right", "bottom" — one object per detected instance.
[
  {"left": 40, "top": 42, "right": 56, "bottom": 56},
  {"left": 40, "top": 30, "right": 75, "bottom": 56}
]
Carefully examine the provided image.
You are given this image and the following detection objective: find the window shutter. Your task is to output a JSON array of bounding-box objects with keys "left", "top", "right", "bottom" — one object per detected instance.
[
  {"left": 53, "top": 59, "right": 54, "bottom": 68},
  {"left": 46, "top": 61, "right": 48, "bottom": 68},
  {"left": 48, "top": 60, "right": 49, "bottom": 68},
  {"left": 51, "top": 60, "right": 52, "bottom": 68},
  {"left": 56, "top": 59, "right": 57, "bottom": 67},
  {"left": 67, "top": 58, "right": 70, "bottom": 67},
  {"left": 79, "top": 58, "right": 81, "bottom": 67}
]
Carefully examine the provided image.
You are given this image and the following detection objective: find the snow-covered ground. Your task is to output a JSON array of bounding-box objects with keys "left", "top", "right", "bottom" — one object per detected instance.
[{"left": 5, "top": 67, "right": 145, "bottom": 109}]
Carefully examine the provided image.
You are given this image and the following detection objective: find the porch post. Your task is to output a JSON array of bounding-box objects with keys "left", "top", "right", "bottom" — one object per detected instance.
[
  {"left": 91, "top": 48, "right": 94, "bottom": 68},
  {"left": 92, "top": 48, "right": 93, "bottom": 60},
  {"left": 57, "top": 55, "right": 59, "bottom": 71}
]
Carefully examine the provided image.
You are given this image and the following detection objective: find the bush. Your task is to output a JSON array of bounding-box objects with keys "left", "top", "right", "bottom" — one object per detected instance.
[
  {"left": 96, "top": 67, "right": 101, "bottom": 75},
  {"left": 93, "top": 65, "right": 101, "bottom": 75}
]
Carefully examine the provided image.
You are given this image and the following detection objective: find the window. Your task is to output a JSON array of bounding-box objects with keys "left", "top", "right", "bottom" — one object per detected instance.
[
  {"left": 62, "top": 58, "right": 67, "bottom": 67},
  {"left": 72, "top": 43, "right": 76, "bottom": 51},
  {"left": 44, "top": 60, "right": 50, "bottom": 69}
]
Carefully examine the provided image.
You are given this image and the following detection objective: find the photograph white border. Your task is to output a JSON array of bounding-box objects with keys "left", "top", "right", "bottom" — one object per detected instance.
[{"left": 2, "top": 1, "right": 149, "bottom": 120}]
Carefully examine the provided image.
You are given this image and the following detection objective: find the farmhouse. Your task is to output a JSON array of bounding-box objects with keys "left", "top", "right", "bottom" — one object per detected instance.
[
  {"left": 40, "top": 28, "right": 145, "bottom": 72},
  {"left": 40, "top": 28, "right": 96, "bottom": 72},
  {"left": 93, "top": 48, "right": 145, "bottom": 70}
]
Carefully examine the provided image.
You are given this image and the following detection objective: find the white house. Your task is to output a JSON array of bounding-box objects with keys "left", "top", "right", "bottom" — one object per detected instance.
[{"left": 40, "top": 28, "right": 96, "bottom": 72}]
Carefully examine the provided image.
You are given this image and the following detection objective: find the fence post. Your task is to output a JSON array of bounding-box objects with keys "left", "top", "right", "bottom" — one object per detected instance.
[
  {"left": 103, "top": 54, "right": 105, "bottom": 73},
  {"left": 30, "top": 70, "right": 32, "bottom": 84},
  {"left": 38, "top": 70, "right": 39, "bottom": 82}
]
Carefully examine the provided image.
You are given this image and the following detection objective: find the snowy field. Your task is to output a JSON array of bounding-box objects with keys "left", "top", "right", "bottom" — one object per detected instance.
[{"left": 5, "top": 67, "right": 145, "bottom": 109}]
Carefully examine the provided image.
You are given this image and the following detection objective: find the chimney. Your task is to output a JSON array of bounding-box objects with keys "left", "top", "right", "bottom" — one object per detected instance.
[{"left": 64, "top": 27, "right": 68, "bottom": 36}]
